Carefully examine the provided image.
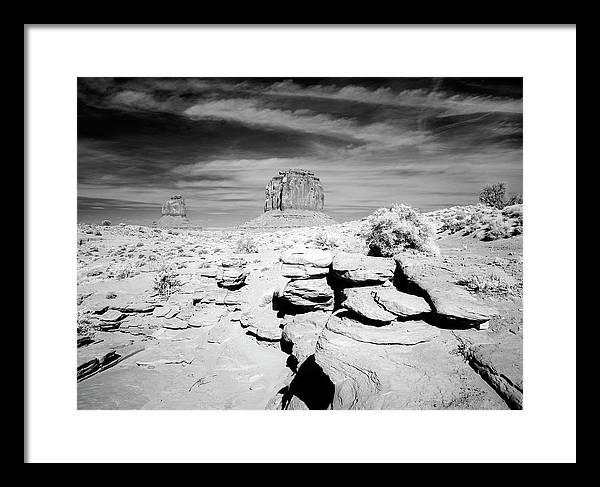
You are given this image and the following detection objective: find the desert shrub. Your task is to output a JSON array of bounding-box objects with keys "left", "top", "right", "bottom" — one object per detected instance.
[
  {"left": 482, "top": 216, "right": 513, "bottom": 241},
  {"left": 506, "top": 193, "right": 523, "bottom": 205},
  {"left": 439, "top": 209, "right": 475, "bottom": 234},
  {"left": 479, "top": 182, "right": 507, "bottom": 209},
  {"left": 502, "top": 203, "right": 523, "bottom": 223},
  {"left": 312, "top": 231, "right": 339, "bottom": 249},
  {"left": 113, "top": 263, "right": 134, "bottom": 279},
  {"left": 101, "top": 220, "right": 112, "bottom": 226},
  {"left": 235, "top": 236, "right": 259, "bottom": 253},
  {"left": 457, "top": 271, "right": 516, "bottom": 296},
  {"left": 362, "top": 204, "right": 438, "bottom": 256},
  {"left": 153, "top": 264, "right": 181, "bottom": 297}
]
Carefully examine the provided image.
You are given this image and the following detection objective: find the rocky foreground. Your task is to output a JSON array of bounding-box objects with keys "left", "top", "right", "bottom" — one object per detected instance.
[{"left": 77, "top": 206, "right": 523, "bottom": 410}]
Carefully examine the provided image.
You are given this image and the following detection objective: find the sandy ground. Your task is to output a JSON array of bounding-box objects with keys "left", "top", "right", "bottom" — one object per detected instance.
[{"left": 77, "top": 212, "right": 523, "bottom": 410}]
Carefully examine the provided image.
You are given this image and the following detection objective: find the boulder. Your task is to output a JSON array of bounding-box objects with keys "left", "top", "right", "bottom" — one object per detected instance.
[
  {"left": 216, "top": 267, "right": 248, "bottom": 290},
  {"left": 341, "top": 287, "right": 397, "bottom": 324},
  {"left": 279, "top": 277, "right": 334, "bottom": 311},
  {"left": 372, "top": 287, "right": 431, "bottom": 318},
  {"left": 281, "top": 311, "right": 330, "bottom": 367},
  {"left": 332, "top": 252, "right": 395, "bottom": 284},
  {"left": 264, "top": 169, "right": 324, "bottom": 212}
]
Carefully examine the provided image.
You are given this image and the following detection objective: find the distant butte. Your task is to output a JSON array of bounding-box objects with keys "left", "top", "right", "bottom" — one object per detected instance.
[
  {"left": 157, "top": 195, "right": 191, "bottom": 227},
  {"left": 241, "top": 169, "right": 335, "bottom": 229},
  {"left": 265, "top": 169, "right": 325, "bottom": 212}
]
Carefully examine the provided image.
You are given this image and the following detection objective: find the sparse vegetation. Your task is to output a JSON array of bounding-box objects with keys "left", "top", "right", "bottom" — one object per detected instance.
[
  {"left": 311, "top": 231, "right": 339, "bottom": 250},
  {"left": 362, "top": 204, "right": 439, "bottom": 256},
  {"left": 479, "top": 182, "right": 507, "bottom": 209},
  {"left": 113, "top": 263, "right": 134, "bottom": 280},
  {"left": 153, "top": 264, "right": 181, "bottom": 297},
  {"left": 506, "top": 193, "right": 523, "bottom": 206},
  {"left": 235, "top": 236, "right": 259, "bottom": 253},
  {"left": 482, "top": 216, "right": 515, "bottom": 241},
  {"left": 479, "top": 182, "right": 523, "bottom": 210},
  {"left": 457, "top": 271, "right": 517, "bottom": 296}
]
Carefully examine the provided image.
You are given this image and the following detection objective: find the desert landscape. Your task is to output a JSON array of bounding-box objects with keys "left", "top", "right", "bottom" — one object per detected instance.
[{"left": 77, "top": 168, "right": 523, "bottom": 410}]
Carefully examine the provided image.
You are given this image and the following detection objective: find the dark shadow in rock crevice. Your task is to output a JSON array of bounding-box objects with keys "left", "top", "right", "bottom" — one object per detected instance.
[
  {"left": 337, "top": 308, "right": 391, "bottom": 328},
  {"left": 392, "top": 272, "right": 429, "bottom": 301},
  {"left": 282, "top": 355, "right": 334, "bottom": 410},
  {"left": 425, "top": 313, "right": 486, "bottom": 330}
]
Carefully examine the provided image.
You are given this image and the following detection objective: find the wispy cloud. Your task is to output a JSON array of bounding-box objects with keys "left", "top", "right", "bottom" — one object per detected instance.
[
  {"left": 77, "top": 77, "right": 523, "bottom": 226},
  {"left": 264, "top": 80, "right": 523, "bottom": 115},
  {"left": 183, "top": 98, "right": 431, "bottom": 149}
]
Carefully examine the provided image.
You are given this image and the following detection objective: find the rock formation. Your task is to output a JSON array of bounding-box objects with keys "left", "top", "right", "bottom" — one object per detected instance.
[
  {"left": 157, "top": 195, "right": 190, "bottom": 227},
  {"left": 264, "top": 169, "right": 325, "bottom": 212},
  {"left": 162, "top": 194, "right": 187, "bottom": 217},
  {"left": 240, "top": 169, "right": 334, "bottom": 228}
]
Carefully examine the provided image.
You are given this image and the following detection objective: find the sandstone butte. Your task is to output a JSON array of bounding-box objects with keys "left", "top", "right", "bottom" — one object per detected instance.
[
  {"left": 157, "top": 194, "right": 191, "bottom": 227},
  {"left": 264, "top": 169, "right": 325, "bottom": 212}
]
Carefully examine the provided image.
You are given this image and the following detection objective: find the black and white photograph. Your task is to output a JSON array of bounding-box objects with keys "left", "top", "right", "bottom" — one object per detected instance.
[
  {"left": 76, "top": 77, "right": 524, "bottom": 411},
  {"left": 25, "top": 25, "right": 576, "bottom": 463}
]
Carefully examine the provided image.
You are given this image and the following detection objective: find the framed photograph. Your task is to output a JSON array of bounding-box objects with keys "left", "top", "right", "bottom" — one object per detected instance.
[{"left": 25, "top": 25, "right": 576, "bottom": 463}]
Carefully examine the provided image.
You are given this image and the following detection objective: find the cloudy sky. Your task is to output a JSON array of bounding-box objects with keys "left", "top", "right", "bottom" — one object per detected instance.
[{"left": 77, "top": 77, "right": 523, "bottom": 227}]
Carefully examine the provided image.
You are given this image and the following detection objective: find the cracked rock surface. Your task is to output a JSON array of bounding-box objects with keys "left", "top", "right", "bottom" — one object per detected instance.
[{"left": 77, "top": 210, "right": 522, "bottom": 410}]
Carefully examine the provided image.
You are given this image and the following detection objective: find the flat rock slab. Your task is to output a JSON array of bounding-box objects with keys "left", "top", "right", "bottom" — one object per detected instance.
[
  {"left": 280, "top": 248, "right": 333, "bottom": 267},
  {"left": 160, "top": 317, "right": 189, "bottom": 330},
  {"left": 189, "top": 304, "right": 226, "bottom": 328},
  {"left": 332, "top": 252, "right": 395, "bottom": 284},
  {"left": 281, "top": 263, "right": 329, "bottom": 279},
  {"left": 341, "top": 287, "right": 397, "bottom": 323},
  {"left": 326, "top": 312, "right": 439, "bottom": 346},
  {"left": 98, "top": 309, "right": 126, "bottom": 322},
  {"left": 153, "top": 305, "right": 179, "bottom": 319},
  {"left": 395, "top": 254, "right": 497, "bottom": 326},
  {"left": 467, "top": 334, "right": 523, "bottom": 409},
  {"left": 113, "top": 302, "right": 156, "bottom": 313},
  {"left": 207, "top": 319, "right": 240, "bottom": 344},
  {"left": 198, "top": 268, "right": 218, "bottom": 278},
  {"left": 372, "top": 287, "right": 431, "bottom": 318}
]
